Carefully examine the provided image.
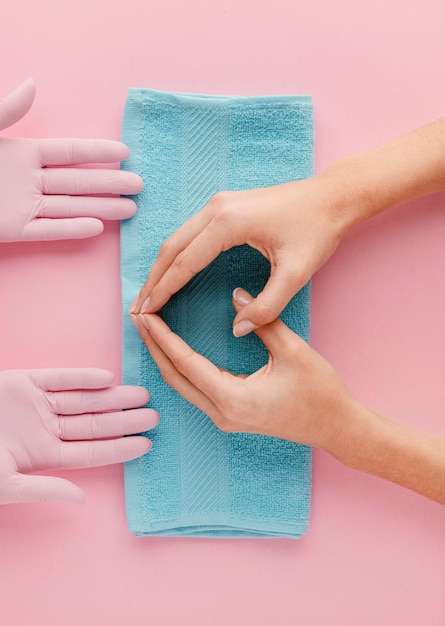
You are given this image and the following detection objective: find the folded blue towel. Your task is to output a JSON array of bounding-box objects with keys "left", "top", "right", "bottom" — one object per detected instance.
[{"left": 120, "top": 88, "right": 314, "bottom": 538}]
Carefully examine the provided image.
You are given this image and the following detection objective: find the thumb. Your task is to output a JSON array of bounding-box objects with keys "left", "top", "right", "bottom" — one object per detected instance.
[
  {"left": 0, "top": 78, "right": 36, "bottom": 132},
  {"left": 232, "top": 263, "right": 305, "bottom": 337},
  {"left": 3, "top": 473, "right": 85, "bottom": 505},
  {"left": 232, "top": 287, "right": 302, "bottom": 357}
]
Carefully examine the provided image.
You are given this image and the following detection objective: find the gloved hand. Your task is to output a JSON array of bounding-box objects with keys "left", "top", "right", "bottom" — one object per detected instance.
[
  {"left": 0, "top": 78, "right": 143, "bottom": 241},
  {"left": 0, "top": 368, "right": 159, "bottom": 504}
]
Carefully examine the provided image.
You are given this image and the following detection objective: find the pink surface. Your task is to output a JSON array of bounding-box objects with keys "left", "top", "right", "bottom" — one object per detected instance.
[{"left": 1, "top": 1, "right": 444, "bottom": 624}]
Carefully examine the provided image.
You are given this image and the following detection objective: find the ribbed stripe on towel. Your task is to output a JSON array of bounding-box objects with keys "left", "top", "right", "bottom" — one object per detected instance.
[{"left": 121, "top": 88, "right": 314, "bottom": 538}]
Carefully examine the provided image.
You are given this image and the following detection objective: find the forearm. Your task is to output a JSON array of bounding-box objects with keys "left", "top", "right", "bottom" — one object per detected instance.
[
  {"left": 318, "top": 117, "right": 445, "bottom": 232},
  {"left": 331, "top": 402, "right": 445, "bottom": 503}
]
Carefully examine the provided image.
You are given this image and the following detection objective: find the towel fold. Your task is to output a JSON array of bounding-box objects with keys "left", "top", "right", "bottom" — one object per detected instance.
[{"left": 120, "top": 88, "right": 314, "bottom": 538}]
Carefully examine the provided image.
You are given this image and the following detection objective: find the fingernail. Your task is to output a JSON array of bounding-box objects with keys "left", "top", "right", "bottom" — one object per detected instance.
[
  {"left": 129, "top": 297, "right": 138, "bottom": 314},
  {"left": 233, "top": 319, "right": 256, "bottom": 337},
  {"left": 140, "top": 296, "right": 151, "bottom": 314},
  {"left": 233, "top": 288, "right": 253, "bottom": 306},
  {"left": 138, "top": 314, "right": 150, "bottom": 331}
]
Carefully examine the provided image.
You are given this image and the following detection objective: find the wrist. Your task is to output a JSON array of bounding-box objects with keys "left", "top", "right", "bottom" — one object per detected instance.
[
  {"left": 315, "top": 154, "right": 391, "bottom": 234},
  {"left": 330, "top": 402, "right": 445, "bottom": 503},
  {"left": 321, "top": 396, "right": 379, "bottom": 466},
  {"left": 316, "top": 117, "right": 445, "bottom": 233}
]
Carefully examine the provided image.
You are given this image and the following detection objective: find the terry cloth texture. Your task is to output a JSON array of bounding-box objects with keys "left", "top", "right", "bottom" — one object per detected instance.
[{"left": 120, "top": 88, "right": 314, "bottom": 538}]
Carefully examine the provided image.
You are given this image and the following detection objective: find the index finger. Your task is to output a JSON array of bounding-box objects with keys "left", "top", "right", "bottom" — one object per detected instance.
[
  {"left": 141, "top": 224, "right": 228, "bottom": 313},
  {"left": 133, "top": 205, "right": 216, "bottom": 312},
  {"left": 140, "top": 314, "right": 228, "bottom": 401},
  {"left": 137, "top": 208, "right": 241, "bottom": 315},
  {"left": 39, "top": 139, "right": 130, "bottom": 166}
]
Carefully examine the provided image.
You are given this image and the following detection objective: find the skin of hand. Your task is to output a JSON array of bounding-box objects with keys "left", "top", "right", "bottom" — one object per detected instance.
[
  {"left": 132, "top": 289, "right": 445, "bottom": 505},
  {"left": 132, "top": 116, "right": 445, "bottom": 337},
  {"left": 131, "top": 288, "right": 356, "bottom": 449},
  {"left": 0, "top": 78, "right": 144, "bottom": 241},
  {"left": 0, "top": 368, "right": 158, "bottom": 504},
  {"left": 132, "top": 180, "right": 346, "bottom": 337}
]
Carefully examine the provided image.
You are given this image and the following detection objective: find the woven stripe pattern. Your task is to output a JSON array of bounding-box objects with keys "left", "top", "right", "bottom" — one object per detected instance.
[{"left": 121, "top": 89, "right": 314, "bottom": 538}]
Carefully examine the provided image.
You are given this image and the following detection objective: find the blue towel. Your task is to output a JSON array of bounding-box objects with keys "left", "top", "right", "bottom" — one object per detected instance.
[{"left": 120, "top": 88, "right": 314, "bottom": 538}]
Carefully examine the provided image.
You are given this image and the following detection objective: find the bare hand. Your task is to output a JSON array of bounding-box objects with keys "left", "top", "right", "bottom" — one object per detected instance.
[
  {"left": 132, "top": 181, "right": 346, "bottom": 336},
  {"left": 132, "top": 288, "right": 356, "bottom": 452}
]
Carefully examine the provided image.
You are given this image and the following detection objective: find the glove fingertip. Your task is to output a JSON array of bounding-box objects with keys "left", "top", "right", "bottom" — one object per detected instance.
[
  {"left": 117, "top": 142, "right": 130, "bottom": 160},
  {"left": 65, "top": 488, "right": 86, "bottom": 505},
  {"left": 68, "top": 218, "right": 105, "bottom": 240},
  {"left": 55, "top": 480, "right": 86, "bottom": 505},
  {"left": 0, "top": 78, "right": 37, "bottom": 131},
  {"left": 83, "top": 219, "right": 105, "bottom": 237}
]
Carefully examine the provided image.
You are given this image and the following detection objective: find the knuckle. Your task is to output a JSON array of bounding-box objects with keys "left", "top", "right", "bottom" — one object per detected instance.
[
  {"left": 209, "top": 190, "right": 227, "bottom": 209},
  {"left": 158, "top": 238, "right": 173, "bottom": 258},
  {"left": 87, "top": 442, "right": 97, "bottom": 466},
  {"left": 44, "top": 390, "right": 57, "bottom": 414},
  {"left": 72, "top": 170, "right": 85, "bottom": 195},
  {"left": 210, "top": 192, "right": 233, "bottom": 223},
  {"left": 158, "top": 364, "right": 174, "bottom": 387},
  {"left": 79, "top": 390, "right": 90, "bottom": 414},
  {"left": 173, "top": 249, "right": 187, "bottom": 269},
  {"left": 117, "top": 412, "right": 126, "bottom": 436},
  {"left": 67, "top": 141, "right": 76, "bottom": 164},
  {"left": 215, "top": 412, "right": 240, "bottom": 433},
  {"left": 213, "top": 206, "right": 231, "bottom": 226},
  {"left": 67, "top": 167, "right": 86, "bottom": 196},
  {"left": 254, "top": 300, "right": 281, "bottom": 325},
  {"left": 215, "top": 417, "right": 231, "bottom": 433},
  {"left": 38, "top": 194, "right": 50, "bottom": 217},
  {"left": 89, "top": 414, "right": 101, "bottom": 439},
  {"left": 56, "top": 416, "right": 65, "bottom": 440},
  {"left": 38, "top": 168, "right": 49, "bottom": 194},
  {"left": 170, "top": 350, "right": 193, "bottom": 376},
  {"left": 172, "top": 251, "right": 198, "bottom": 280},
  {"left": 56, "top": 391, "right": 69, "bottom": 414}
]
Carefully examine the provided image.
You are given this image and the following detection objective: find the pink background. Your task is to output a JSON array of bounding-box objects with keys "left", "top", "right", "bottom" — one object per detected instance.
[{"left": 1, "top": 1, "right": 445, "bottom": 624}]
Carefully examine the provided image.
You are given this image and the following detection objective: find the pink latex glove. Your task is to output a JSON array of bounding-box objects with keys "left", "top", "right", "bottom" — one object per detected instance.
[
  {"left": 0, "top": 368, "right": 159, "bottom": 504},
  {"left": 0, "top": 78, "right": 143, "bottom": 241}
]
